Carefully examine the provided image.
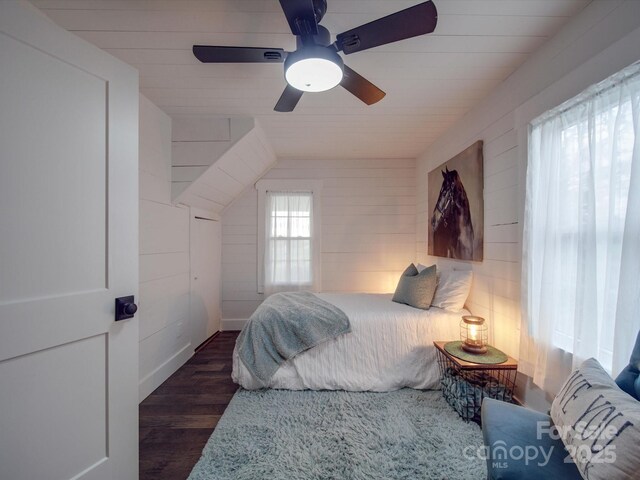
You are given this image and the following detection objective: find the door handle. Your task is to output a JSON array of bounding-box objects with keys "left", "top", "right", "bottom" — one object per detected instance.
[{"left": 115, "top": 295, "right": 138, "bottom": 321}]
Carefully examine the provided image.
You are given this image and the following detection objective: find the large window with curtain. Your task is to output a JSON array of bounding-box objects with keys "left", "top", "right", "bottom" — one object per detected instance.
[
  {"left": 265, "top": 191, "right": 313, "bottom": 290},
  {"left": 523, "top": 62, "right": 640, "bottom": 391}
]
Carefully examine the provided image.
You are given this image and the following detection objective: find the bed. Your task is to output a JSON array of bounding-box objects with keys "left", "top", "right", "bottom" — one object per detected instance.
[{"left": 232, "top": 292, "right": 467, "bottom": 392}]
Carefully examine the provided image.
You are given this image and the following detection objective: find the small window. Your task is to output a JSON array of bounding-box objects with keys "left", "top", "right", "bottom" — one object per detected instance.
[
  {"left": 256, "top": 180, "right": 322, "bottom": 295},
  {"left": 265, "top": 191, "right": 313, "bottom": 287}
]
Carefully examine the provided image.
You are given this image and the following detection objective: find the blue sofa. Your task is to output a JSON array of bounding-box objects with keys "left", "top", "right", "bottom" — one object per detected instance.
[{"left": 481, "top": 331, "right": 640, "bottom": 479}]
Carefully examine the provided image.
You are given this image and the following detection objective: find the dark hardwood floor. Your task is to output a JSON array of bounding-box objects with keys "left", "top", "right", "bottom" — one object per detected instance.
[{"left": 139, "top": 331, "right": 240, "bottom": 480}]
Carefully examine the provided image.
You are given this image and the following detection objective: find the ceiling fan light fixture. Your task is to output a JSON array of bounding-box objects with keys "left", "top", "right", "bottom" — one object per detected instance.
[{"left": 284, "top": 47, "right": 344, "bottom": 93}]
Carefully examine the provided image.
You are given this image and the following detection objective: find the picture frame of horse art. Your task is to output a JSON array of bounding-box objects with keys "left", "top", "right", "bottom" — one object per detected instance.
[{"left": 428, "top": 140, "right": 484, "bottom": 261}]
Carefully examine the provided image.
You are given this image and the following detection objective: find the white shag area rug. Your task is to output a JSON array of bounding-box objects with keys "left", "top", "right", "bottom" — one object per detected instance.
[{"left": 188, "top": 388, "right": 486, "bottom": 480}]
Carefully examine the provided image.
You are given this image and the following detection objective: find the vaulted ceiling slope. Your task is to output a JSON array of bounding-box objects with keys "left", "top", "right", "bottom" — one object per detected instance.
[
  {"left": 172, "top": 116, "right": 276, "bottom": 215},
  {"left": 33, "top": 0, "right": 589, "bottom": 159}
]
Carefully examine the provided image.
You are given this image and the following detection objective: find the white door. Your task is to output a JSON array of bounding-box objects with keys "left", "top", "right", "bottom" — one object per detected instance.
[
  {"left": 0, "top": 2, "right": 139, "bottom": 480},
  {"left": 190, "top": 215, "right": 222, "bottom": 347}
]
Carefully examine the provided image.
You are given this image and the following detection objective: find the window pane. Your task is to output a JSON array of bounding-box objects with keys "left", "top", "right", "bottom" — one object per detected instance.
[
  {"left": 274, "top": 217, "right": 288, "bottom": 237},
  {"left": 289, "top": 239, "right": 311, "bottom": 283},
  {"left": 273, "top": 195, "right": 288, "bottom": 216},
  {"left": 292, "top": 195, "right": 311, "bottom": 216},
  {"left": 290, "top": 217, "right": 310, "bottom": 237}
]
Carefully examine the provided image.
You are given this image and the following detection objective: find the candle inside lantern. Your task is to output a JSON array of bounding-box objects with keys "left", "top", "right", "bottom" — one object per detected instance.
[{"left": 468, "top": 324, "right": 478, "bottom": 343}]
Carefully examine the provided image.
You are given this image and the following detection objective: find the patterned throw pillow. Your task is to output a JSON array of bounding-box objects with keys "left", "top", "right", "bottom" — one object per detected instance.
[
  {"left": 550, "top": 358, "right": 640, "bottom": 480},
  {"left": 392, "top": 263, "right": 437, "bottom": 310}
]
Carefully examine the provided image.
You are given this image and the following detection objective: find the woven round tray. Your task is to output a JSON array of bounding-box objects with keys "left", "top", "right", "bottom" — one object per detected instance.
[{"left": 444, "top": 341, "right": 508, "bottom": 364}]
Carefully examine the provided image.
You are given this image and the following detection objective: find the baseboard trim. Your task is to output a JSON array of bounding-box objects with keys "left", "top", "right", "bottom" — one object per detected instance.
[
  {"left": 195, "top": 331, "right": 221, "bottom": 353},
  {"left": 138, "top": 343, "right": 193, "bottom": 403},
  {"left": 222, "top": 318, "right": 248, "bottom": 331}
]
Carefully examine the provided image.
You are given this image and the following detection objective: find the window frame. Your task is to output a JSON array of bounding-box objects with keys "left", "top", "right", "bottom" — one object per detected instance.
[{"left": 256, "top": 179, "right": 322, "bottom": 294}]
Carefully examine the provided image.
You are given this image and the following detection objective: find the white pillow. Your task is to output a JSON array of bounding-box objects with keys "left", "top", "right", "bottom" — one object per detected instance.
[
  {"left": 430, "top": 269, "right": 473, "bottom": 311},
  {"left": 551, "top": 358, "right": 640, "bottom": 480},
  {"left": 416, "top": 263, "right": 428, "bottom": 273}
]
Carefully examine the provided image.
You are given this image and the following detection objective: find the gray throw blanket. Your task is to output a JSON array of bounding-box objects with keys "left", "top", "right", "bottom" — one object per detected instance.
[{"left": 236, "top": 291, "right": 351, "bottom": 386}]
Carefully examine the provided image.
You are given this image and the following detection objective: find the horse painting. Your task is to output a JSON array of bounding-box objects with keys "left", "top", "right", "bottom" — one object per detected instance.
[
  {"left": 427, "top": 141, "right": 484, "bottom": 261},
  {"left": 430, "top": 167, "right": 475, "bottom": 259}
]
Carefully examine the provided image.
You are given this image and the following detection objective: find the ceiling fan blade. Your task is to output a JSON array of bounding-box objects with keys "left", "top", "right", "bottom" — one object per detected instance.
[
  {"left": 274, "top": 85, "right": 304, "bottom": 112},
  {"left": 279, "top": 0, "right": 319, "bottom": 36},
  {"left": 340, "top": 65, "right": 385, "bottom": 105},
  {"left": 193, "top": 45, "right": 285, "bottom": 63},
  {"left": 335, "top": 1, "right": 437, "bottom": 55}
]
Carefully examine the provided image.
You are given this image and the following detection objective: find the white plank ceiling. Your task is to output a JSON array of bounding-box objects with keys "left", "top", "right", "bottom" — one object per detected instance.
[{"left": 32, "top": 0, "right": 590, "bottom": 159}]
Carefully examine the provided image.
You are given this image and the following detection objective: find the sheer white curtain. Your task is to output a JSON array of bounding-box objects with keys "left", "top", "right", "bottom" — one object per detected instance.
[
  {"left": 264, "top": 191, "right": 315, "bottom": 296},
  {"left": 522, "top": 62, "right": 640, "bottom": 394}
]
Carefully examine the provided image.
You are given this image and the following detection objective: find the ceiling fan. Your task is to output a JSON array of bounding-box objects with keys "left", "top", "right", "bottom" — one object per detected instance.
[{"left": 193, "top": 0, "right": 438, "bottom": 112}]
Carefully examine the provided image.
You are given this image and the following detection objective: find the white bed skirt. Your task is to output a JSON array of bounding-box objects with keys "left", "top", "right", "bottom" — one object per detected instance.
[{"left": 232, "top": 293, "right": 467, "bottom": 392}]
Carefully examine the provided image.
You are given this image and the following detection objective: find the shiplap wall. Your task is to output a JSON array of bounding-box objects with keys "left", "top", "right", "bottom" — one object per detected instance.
[
  {"left": 138, "top": 94, "right": 192, "bottom": 401},
  {"left": 222, "top": 158, "right": 416, "bottom": 323},
  {"left": 416, "top": 0, "right": 640, "bottom": 369}
]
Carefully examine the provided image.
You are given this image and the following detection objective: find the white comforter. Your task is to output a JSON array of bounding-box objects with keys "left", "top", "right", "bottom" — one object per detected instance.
[{"left": 232, "top": 293, "right": 466, "bottom": 392}]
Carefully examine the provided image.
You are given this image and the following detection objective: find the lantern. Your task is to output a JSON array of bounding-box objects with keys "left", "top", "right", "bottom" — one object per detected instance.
[{"left": 460, "top": 315, "right": 488, "bottom": 354}]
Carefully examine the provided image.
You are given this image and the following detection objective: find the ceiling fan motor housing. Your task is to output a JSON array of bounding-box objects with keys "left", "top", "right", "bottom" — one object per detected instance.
[{"left": 296, "top": 25, "right": 332, "bottom": 49}]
